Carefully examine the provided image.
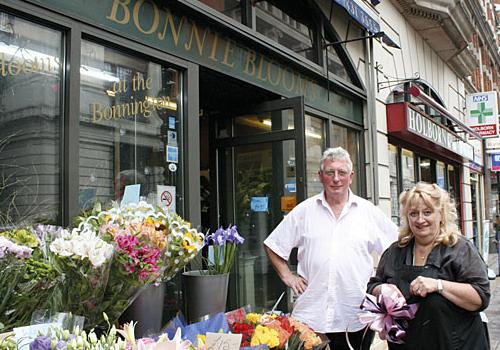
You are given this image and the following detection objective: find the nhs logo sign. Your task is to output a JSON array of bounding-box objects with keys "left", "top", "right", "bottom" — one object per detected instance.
[
  {"left": 472, "top": 95, "right": 489, "bottom": 103},
  {"left": 466, "top": 91, "right": 499, "bottom": 138}
]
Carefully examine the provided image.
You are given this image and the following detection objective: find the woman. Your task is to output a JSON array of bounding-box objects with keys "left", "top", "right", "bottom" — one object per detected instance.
[{"left": 367, "top": 182, "right": 490, "bottom": 349}]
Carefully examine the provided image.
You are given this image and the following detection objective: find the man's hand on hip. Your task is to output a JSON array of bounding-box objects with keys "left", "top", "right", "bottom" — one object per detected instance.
[{"left": 283, "top": 273, "right": 308, "bottom": 295}]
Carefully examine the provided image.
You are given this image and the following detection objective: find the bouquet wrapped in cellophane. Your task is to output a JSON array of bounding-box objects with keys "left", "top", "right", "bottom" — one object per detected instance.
[
  {"left": 49, "top": 227, "right": 114, "bottom": 327},
  {"left": 0, "top": 227, "right": 60, "bottom": 331},
  {"left": 74, "top": 201, "right": 205, "bottom": 327},
  {"left": 228, "top": 311, "right": 325, "bottom": 350}
]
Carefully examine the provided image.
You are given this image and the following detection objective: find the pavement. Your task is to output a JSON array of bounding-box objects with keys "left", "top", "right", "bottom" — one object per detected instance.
[
  {"left": 486, "top": 253, "right": 500, "bottom": 350},
  {"left": 369, "top": 252, "right": 500, "bottom": 350}
]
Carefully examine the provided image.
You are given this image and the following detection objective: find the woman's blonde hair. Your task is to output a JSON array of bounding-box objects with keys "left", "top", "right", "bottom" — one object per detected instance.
[{"left": 398, "top": 182, "right": 460, "bottom": 247}]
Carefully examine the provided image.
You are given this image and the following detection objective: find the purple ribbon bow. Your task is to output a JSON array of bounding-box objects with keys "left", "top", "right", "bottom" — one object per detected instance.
[{"left": 359, "top": 286, "right": 418, "bottom": 344}]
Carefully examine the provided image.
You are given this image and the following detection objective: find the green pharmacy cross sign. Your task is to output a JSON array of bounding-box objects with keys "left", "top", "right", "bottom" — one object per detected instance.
[{"left": 470, "top": 102, "right": 493, "bottom": 123}]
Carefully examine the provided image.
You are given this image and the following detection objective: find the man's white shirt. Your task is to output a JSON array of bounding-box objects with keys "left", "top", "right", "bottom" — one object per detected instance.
[{"left": 264, "top": 191, "right": 398, "bottom": 333}]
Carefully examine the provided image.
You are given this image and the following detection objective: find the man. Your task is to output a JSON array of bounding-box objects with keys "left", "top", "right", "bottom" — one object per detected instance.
[{"left": 264, "top": 147, "right": 398, "bottom": 350}]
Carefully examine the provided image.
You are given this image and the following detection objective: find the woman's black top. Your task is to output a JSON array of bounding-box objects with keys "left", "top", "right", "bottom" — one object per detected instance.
[{"left": 367, "top": 235, "right": 490, "bottom": 350}]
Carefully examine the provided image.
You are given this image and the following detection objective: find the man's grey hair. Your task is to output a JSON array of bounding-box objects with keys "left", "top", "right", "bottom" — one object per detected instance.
[{"left": 319, "top": 147, "right": 353, "bottom": 172}]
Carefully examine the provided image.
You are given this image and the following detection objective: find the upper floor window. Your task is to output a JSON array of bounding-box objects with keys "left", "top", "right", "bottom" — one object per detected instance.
[
  {"left": 197, "top": 0, "right": 243, "bottom": 23},
  {"left": 254, "top": 1, "right": 317, "bottom": 63}
]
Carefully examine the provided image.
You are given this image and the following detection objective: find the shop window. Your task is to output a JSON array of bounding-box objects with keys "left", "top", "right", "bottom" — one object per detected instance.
[
  {"left": 330, "top": 123, "right": 360, "bottom": 194},
  {"left": 197, "top": 0, "right": 243, "bottom": 23},
  {"left": 447, "top": 164, "right": 459, "bottom": 203},
  {"left": 418, "top": 157, "right": 432, "bottom": 183},
  {"left": 231, "top": 109, "right": 294, "bottom": 137},
  {"left": 0, "top": 13, "right": 62, "bottom": 227},
  {"left": 389, "top": 144, "right": 400, "bottom": 224},
  {"left": 436, "top": 161, "right": 446, "bottom": 189},
  {"left": 79, "top": 40, "right": 183, "bottom": 214},
  {"left": 470, "top": 173, "right": 480, "bottom": 245},
  {"left": 305, "top": 114, "right": 325, "bottom": 197},
  {"left": 401, "top": 148, "right": 416, "bottom": 191},
  {"left": 254, "top": 1, "right": 317, "bottom": 63},
  {"left": 447, "top": 164, "right": 461, "bottom": 224}
]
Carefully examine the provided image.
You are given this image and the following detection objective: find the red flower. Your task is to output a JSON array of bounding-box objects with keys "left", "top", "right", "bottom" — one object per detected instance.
[{"left": 231, "top": 322, "right": 255, "bottom": 346}]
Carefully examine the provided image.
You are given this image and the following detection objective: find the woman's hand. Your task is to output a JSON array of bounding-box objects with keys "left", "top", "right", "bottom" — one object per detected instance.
[
  {"left": 410, "top": 276, "right": 437, "bottom": 297},
  {"left": 410, "top": 276, "right": 483, "bottom": 311},
  {"left": 372, "top": 283, "right": 404, "bottom": 299}
]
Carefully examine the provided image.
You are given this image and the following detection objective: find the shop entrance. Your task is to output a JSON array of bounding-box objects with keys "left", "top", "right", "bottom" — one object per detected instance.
[{"left": 199, "top": 69, "right": 306, "bottom": 312}]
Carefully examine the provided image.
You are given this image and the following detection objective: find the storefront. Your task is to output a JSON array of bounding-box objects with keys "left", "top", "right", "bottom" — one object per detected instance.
[
  {"left": 0, "top": 0, "right": 372, "bottom": 318},
  {"left": 386, "top": 83, "right": 485, "bottom": 246}
]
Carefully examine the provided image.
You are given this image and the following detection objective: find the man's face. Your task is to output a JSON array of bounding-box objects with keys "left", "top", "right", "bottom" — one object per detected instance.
[{"left": 318, "top": 159, "right": 353, "bottom": 199}]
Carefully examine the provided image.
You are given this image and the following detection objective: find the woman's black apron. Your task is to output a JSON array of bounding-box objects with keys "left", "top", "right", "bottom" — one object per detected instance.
[{"left": 387, "top": 262, "right": 489, "bottom": 350}]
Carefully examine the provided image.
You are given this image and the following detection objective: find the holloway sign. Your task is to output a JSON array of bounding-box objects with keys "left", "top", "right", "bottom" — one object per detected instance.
[
  {"left": 466, "top": 91, "right": 499, "bottom": 138},
  {"left": 406, "top": 108, "right": 474, "bottom": 161}
]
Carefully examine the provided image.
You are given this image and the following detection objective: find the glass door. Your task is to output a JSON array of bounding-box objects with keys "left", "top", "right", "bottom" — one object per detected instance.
[{"left": 215, "top": 97, "right": 305, "bottom": 313}]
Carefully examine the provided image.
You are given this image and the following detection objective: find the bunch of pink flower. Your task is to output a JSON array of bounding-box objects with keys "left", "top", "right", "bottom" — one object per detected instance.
[
  {"left": 73, "top": 201, "right": 205, "bottom": 326},
  {"left": 114, "top": 234, "right": 162, "bottom": 282}
]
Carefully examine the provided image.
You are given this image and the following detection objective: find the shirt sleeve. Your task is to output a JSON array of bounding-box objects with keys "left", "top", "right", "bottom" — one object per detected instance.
[
  {"left": 452, "top": 239, "right": 491, "bottom": 311},
  {"left": 370, "top": 205, "right": 399, "bottom": 255},
  {"left": 263, "top": 206, "right": 302, "bottom": 261}
]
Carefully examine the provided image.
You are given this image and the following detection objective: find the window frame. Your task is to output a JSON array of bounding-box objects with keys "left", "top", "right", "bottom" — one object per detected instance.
[{"left": 1, "top": 0, "right": 199, "bottom": 226}]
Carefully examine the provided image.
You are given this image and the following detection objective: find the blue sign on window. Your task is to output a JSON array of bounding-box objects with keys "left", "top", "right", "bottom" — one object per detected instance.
[
  {"left": 492, "top": 153, "right": 500, "bottom": 171},
  {"left": 251, "top": 197, "right": 268, "bottom": 212}
]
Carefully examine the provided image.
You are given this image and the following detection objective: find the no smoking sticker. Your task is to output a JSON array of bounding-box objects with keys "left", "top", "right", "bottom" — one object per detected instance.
[{"left": 157, "top": 185, "right": 176, "bottom": 213}]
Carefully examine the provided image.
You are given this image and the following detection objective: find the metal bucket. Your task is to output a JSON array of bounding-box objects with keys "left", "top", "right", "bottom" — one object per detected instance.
[{"left": 182, "top": 271, "right": 229, "bottom": 323}]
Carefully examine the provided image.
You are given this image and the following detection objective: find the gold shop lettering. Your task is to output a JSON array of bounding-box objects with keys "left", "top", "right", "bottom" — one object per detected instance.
[
  {"left": 0, "top": 52, "right": 59, "bottom": 76},
  {"left": 105, "top": 0, "right": 319, "bottom": 101}
]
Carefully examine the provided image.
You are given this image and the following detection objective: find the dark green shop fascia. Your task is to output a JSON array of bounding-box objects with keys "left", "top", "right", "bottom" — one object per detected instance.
[{"left": 23, "top": 0, "right": 363, "bottom": 125}]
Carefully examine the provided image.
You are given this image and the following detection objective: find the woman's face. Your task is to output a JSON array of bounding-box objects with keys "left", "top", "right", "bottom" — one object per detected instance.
[{"left": 407, "top": 199, "right": 441, "bottom": 243}]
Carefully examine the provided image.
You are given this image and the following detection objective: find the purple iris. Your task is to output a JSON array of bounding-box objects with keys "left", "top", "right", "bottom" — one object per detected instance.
[
  {"left": 226, "top": 225, "right": 245, "bottom": 245},
  {"left": 205, "top": 225, "right": 244, "bottom": 246},
  {"left": 56, "top": 340, "right": 67, "bottom": 349},
  {"left": 29, "top": 336, "right": 52, "bottom": 350}
]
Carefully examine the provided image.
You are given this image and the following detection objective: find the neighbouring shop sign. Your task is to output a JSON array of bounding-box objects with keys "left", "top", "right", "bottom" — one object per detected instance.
[
  {"left": 332, "top": 0, "right": 380, "bottom": 33},
  {"left": 406, "top": 107, "right": 474, "bottom": 161},
  {"left": 31, "top": 0, "right": 362, "bottom": 124},
  {"left": 466, "top": 91, "right": 499, "bottom": 138},
  {"left": 387, "top": 103, "right": 476, "bottom": 163},
  {"left": 491, "top": 153, "right": 500, "bottom": 172}
]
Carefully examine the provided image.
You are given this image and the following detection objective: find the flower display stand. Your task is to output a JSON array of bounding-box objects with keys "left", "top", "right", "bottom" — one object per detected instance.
[{"left": 182, "top": 270, "right": 229, "bottom": 323}]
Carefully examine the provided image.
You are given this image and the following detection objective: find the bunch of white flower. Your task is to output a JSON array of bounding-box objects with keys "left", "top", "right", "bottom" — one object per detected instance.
[{"left": 49, "top": 229, "right": 114, "bottom": 267}]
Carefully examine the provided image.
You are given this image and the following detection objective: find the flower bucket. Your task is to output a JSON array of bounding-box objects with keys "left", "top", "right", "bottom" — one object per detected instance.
[
  {"left": 120, "top": 283, "right": 166, "bottom": 338},
  {"left": 182, "top": 270, "right": 229, "bottom": 323}
]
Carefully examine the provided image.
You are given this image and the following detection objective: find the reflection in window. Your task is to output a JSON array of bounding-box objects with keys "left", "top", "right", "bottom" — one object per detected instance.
[
  {"left": 331, "top": 123, "right": 360, "bottom": 194},
  {"left": 79, "top": 40, "right": 183, "bottom": 214},
  {"left": 447, "top": 164, "right": 461, "bottom": 224},
  {"left": 388, "top": 144, "right": 399, "bottom": 224},
  {"left": 324, "top": 38, "right": 353, "bottom": 83},
  {"left": 305, "top": 115, "right": 324, "bottom": 197},
  {"left": 255, "top": 1, "right": 316, "bottom": 62},
  {"left": 401, "top": 149, "right": 415, "bottom": 191},
  {"left": 436, "top": 161, "right": 445, "bottom": 189},
  {"left": 419, "top": 157, "right": 432, "bottom": 183},
  {"left": 0, "top": 13, "right": 62, "bottom": 226},
  {"left": 197, "top": 0, "right": 242, "bottom": 22},
  {"left": 230, "top": 109, "right": 294, "bottom": 137}
]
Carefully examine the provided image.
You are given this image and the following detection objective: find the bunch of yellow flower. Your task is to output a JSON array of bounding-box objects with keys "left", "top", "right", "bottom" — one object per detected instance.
[
  {"left": 251, "top": 325, "right": 280, "bottom": 348},
  {"left": 230, "top": 312, "right": 323, "bottom": 350}
]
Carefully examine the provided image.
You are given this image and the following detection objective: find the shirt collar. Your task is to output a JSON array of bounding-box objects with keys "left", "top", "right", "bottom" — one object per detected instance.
[{"left": 317, "top": 189, "right": 359, "bottom": 208}]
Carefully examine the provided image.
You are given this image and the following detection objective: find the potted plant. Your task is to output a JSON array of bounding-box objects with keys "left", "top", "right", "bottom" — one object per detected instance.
[{"left": 182, "top": 225, "right": 244, "bottom": 322}]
